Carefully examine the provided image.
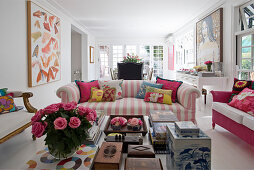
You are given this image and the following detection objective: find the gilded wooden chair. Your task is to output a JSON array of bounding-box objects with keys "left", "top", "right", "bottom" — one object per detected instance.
[{"left": 0, "top": 91, "right": 37, "bottom": 144}]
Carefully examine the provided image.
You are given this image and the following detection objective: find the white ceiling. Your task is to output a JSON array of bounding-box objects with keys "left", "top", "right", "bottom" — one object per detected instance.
[{"left": 53, "top": 0, "right": 221, "bottom": 39}]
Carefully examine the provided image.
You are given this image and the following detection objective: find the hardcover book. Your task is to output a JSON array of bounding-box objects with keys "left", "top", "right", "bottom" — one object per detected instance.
[
  {"left": 175, "top": 121, "right": 199, "bottom": 135},
  {"left": 94, "top": 142, "right": 122, "bottom": 170},
  {"left": 150, "top": 110, "right": 178, "bottom": 123}
]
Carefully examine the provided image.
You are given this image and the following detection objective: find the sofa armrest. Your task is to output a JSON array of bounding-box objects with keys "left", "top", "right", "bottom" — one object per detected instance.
[
  {"left": 56, "top": 82, "right": 80, "bottom": 103},
  {"left": 210, "top": 91, "right": 233, "bottom": 103},
  {"left": 177, "top": 83, "right": 201, "bottom": 109}
]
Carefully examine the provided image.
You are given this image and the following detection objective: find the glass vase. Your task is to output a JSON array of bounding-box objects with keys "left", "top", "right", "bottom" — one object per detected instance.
[
  {"left": 207, "top": 65, "right": 212, "bottom": 72},
  {"left": 48, "top": 145, "right": 77, "bottom": 160}
]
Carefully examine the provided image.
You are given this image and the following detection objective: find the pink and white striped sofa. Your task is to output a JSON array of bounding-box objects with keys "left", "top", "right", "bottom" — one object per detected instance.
[{"left": 56, "top": 80, "right": 200, "bottom": 122}]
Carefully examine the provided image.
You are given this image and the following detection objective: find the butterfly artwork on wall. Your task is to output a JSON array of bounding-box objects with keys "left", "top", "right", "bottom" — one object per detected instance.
[{"left": 28, "top": 1, "right": 61, "bottom": 87}]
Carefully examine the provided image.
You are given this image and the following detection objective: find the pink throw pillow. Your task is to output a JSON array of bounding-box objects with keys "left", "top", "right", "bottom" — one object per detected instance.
[
  {"left": 156, "top": 77, "right": 182, "bottom": 103},
  {"left": 228, "top": 87, "right": 254, "bottom": 116},
  {"left": 75, "top": 80, "right": 99, "bottom": 103}
]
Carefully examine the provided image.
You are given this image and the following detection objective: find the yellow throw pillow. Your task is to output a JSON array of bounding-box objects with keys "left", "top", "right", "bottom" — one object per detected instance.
[
  {"left": 89, "top": 87, "right": 103, "bottom": 102},
  {"left": 146, "top": 86, "right": 172, "bottom": 96}
]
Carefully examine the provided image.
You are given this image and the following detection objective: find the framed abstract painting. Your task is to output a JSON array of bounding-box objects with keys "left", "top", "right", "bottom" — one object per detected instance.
[
  {"left": 196, "top": 8, "right": 223, "bottom": 66},
  {"left": 27, "top": 1, "right": 61, "bottom": 87}
]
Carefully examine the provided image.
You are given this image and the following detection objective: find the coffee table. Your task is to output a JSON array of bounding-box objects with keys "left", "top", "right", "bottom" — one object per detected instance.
[
  {"left": 97, "top": 116, "right": 167, "bottom": 169},
  {"left": 23, "top": 116, "right": 167, "bottom": 170}
]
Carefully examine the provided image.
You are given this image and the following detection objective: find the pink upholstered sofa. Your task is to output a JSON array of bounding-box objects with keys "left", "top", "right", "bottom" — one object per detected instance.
[
  {"left": 211, "top": 91, "right": 254, "bottom": 146},
  {"left": 56, "top": 80, "right": 200, "bottom": 122}
]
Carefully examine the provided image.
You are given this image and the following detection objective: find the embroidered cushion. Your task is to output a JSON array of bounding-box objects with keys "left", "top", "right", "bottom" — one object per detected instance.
[
  {"left": 156, "top": 77, "right": 182, "bottom": 103},
  {"left": 136, "top": 81, "right": 163, "bottom": 99},
  {"left": 75, "top": 80, "right": 100, "bottom": 103},
  {"left": 228, "top": 87, "right": 254, "bottom": 116},
  {"left": 229, "top": 78, "right": 253, "bottom": 102},
  {"left": 102, "top": 88, "right": 116, "bottom": 102},
  {"left": 99, "top": 80, "right": 123, "bottom": 99},
  {"left": 0, "top": 88, "right": 8, "bottom": 96},
  {"left": 144, "top": 92, "right": 172, "bottom": 105},
  {"left": 146, "top": 86, "right": 172, "bottom": 96},
  {"left": 0, "top": 95, "right": 16, "bottom": 113},
  {"left": 88, "top": 88, "right": 104, "bottom": 102}
]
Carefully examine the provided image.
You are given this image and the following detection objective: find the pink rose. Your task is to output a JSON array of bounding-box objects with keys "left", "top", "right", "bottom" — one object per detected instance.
[
  {"left": 78, "top": 106, "right": 90, "bottom": 116},
  {"left": 130, "top": 118, "right": 139, "bottom": 126},
  {"left": 119, "top": 117, "right": 127, "bottom": 126},
  {"left": 55, "top": 102, "right": 64, "bottom": 109},
  {"left": 86, "top": 110, "right": 97, "bottom": 122},
  {"left": 138, "top": 119, "right": 143, "bottom": 125},
  {"left": 63, "top": 101, "right": 77, "bottom": 111},
  {"left": 31, "top": 112, "right": 42, "bottom": 124},
  {"left": 54, "top": 117, "right": 67, "bottom": 130},
  {"left": 44, "top": 104, "right": 59, "bottom": 114},
  {"left": 69, "top": 117, "right": 81, "bottom": 129},
  {"left": 32, "top": 122, "right": 46, "bottom": 138}
]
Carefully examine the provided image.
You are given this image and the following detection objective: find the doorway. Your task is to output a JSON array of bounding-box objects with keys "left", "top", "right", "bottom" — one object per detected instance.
[{"left": 71, "top": 29, "right": 82, "bottom": 81}]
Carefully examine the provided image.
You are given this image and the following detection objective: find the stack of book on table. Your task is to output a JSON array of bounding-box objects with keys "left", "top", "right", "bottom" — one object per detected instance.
[
  {"left": 83, "top": 110, "right": 105, "bottom": 145},
  {"left": 149, "top": 110, "right": 179, "bottom": 154}
]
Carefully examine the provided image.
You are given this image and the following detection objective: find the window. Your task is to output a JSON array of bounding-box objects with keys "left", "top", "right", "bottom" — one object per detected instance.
[
  {"left": 140, "top": 45, "right": 151, "bottom": 74},
  {"left": 98, "top": 44, "right": 164, "bottom": 79},
  {"left": 126, "top": 45, "right": 137, "bottom": 55},
  {"left": 113, "top": 45, "right": 123, "bottom": 68},
  {"left": 237, "top": 34, "right": 254, "bottom": 79},
  {"left": 240, "top": 0, "right": 254, "bottom": 30},
  {"left": 99, "top": 46, "right": 110, "bottom": 77},
  {"left": 153, "top": 46, "right": 163, "bottom": 77}
]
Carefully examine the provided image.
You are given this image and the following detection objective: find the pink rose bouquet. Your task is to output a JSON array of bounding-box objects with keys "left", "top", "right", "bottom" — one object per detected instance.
[
  {"left": 31, "top": 102, "right": 96, "bottom": 158},
  {"left": 110, "top": 117, "right": 127, "bottom": 130},
  {"left": 204, "top": 61, "right": 213, "bottom": 65},
  {"left": 127, "top": 117, "right": 143, "bottom": 131}
]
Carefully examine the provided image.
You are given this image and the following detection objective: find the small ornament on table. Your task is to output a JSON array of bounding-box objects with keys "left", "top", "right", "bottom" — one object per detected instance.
[
  {"left": 204, "top": 60, "right": 213, "bottom": 72},
  {"left": 110, "top": 117, "right": 127, "bottom": 130},
  {"left": 127, "top": 117, "right": 143, "bottom": 131}
]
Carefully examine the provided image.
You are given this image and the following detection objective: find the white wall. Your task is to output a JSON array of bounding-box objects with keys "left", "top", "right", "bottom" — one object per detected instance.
[
  {"left": 71, "top": 30, "right": 82, "bottom": 81},
  {"left": 0, "top": 0, "right": 97, "bottom": 109}
]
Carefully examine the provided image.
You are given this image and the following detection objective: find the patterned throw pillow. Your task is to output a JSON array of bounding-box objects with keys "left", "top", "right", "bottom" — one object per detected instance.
[
  {"left": 156, "top": 77, "right": 183, "bottom": 103},
  {"left": 228, "top": 87, "right": 254, "bottom": 116},
  {"left": 0, "top": 95, "right": 16, "bottom": 113},
  {"left": 0, "top": 88, "right": 8, "bottom": 96},
  {"left": 75, "top": 80, "right": 100, "bottom": 103},
  {"left": 229, "top": 78, "right": 253, "bottom": 102},
  {"left": 102, "top": 88, "right": 116, "bottom": 102},
  {"left": 136, "top": 81, "right": 163, "bottom": 99},
  {"left": 88, "top": 88, "right": 103, "bottom": 102},
  {"left": 144, "top": 92, "right": 172, "bottom": 105},
  {"left": 146, "top": 86, "right": 172, "bottom": 96},
  {"left": 99, "top": 80, "right": 123, "bottom": 100}
]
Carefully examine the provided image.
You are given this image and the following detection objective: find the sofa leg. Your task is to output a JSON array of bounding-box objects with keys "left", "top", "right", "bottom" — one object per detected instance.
[
  {"left": 32, "top": 135, "right": 36, "bottom": 141},
  {"left": 212, "top": 122, "right": 215, "bottom": 129}
]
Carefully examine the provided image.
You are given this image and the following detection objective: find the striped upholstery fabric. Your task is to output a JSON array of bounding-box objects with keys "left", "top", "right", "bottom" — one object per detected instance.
[
  {"left": 56, "top": 82, "right": 80, "bottom": 103},
  {"left": 122, "top": 80, "right": 143, "bottom": 98},
  {"left": 78, "top": 98, "right": 194, "bottom": 121},
  {"left": 56, "top": 80, "right": 200, "bottom": 122}
]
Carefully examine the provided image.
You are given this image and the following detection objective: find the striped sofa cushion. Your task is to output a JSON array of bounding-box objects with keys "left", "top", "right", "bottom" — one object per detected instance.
[
  {"left": 78, "top": 98, "right": 195, "bottom": 122},
  {"left": 56, "top": 82, "right": 80, "bottom": 103},
  {"left": 122, "top": 80, "right": 143, "bottom": 98}
]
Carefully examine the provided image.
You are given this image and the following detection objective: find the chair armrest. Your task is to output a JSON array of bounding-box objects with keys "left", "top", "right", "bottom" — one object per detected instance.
[
  {"left": 177, "top": 83, "right": 201, "bottom": 109},
  {"left": 56, "top": 82, "right": 80, "bottom": 103},
  {"left": 210, "top": 91, "right": 233, "bottom": 103},
  {"left": 7, "top": 91, "right": 37, "bottom": 113},
  {"left": 22, "top": 92, "right": 37, "bottom": 113}
]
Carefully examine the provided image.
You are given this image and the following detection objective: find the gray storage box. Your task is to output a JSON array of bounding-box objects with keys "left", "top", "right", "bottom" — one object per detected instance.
[{"left": 166, "top": 124, "right": 211, "bottom": 170}]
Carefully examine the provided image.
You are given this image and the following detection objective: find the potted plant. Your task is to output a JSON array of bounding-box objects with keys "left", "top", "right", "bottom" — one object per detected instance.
[
  {"left": 204, "top": 61, "right": 213, "bottom": 72},
  {"left": 122, "top": 53, "right": 142, "bottom": 63},
  {"left": 31, "top": 102, "right": 96, "bottom": 159}
]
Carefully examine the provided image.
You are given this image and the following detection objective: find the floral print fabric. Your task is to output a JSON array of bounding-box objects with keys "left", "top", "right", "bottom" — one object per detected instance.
[{"left": 228, "top": 87, "right": 254, "bottom": 116}]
